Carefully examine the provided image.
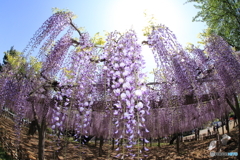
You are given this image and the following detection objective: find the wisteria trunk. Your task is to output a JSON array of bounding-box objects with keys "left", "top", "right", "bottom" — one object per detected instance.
[
  {"left": 238, "top": 123, "right": 240, "bottom": 160},
  {"left": 195, "top": 129, "right": 197, "bottom": 141},
  {"left": 176, "top": 135, "right": 180, "bottom": 154},
  {"left": 157, "top": 136, "right": 160, "bottom": 148},
  {"left": 233, "top": 95, "right": 240, "bottom": 160},
  {"left": 38, "top": 120, "right": 47, "bottom": 160},
  {"left": 99, "top": 136, "right": 104, "bottom": 157},
  {"left": 150, "top": 137, "right": 152, "bottom": 147},
  {"left": 234, "top": 96, "right": 240, "bottom": 160},
  {"left": 169, "top": 134, "right": 177, "bottom": 145}
]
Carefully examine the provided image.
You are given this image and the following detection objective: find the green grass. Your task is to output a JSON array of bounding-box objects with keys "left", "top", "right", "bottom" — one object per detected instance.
[
  {"left": 144, "top": 142, "right": 168, "bottom": 147},
  {"left": 0, "top": 146, "right": 12, "bottom": 160}
]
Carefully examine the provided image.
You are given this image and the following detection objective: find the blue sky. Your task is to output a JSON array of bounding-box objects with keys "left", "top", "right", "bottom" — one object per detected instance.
[{"left": 0, "top": 0, "right": 206, "bottom": 77}]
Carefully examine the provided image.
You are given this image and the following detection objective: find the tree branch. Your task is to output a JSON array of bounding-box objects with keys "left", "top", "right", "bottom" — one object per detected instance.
[
  {"left": 28, "top": 98, "right": 40, "bottom": 129},
  {"left": 71, "top": 39, "right": 80, "bottom": 46},
  {"left": 225, "top": 0, "right": 240, "bottom": 26},
  {"left": 226, "top": 96, "right": 238, "bottom": 113},
  {"left": 69, "top": 18, "right": 82, "bottom": 37}
]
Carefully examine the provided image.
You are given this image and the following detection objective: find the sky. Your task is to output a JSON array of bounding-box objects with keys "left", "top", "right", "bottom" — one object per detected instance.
[{"left": 0, "top": 0, "right": 206, "bottom": 80}]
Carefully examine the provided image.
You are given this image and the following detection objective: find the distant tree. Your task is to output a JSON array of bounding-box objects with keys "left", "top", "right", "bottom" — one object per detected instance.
[
  {"left": 0, "top": 46, "right": 22, "bottom": 71},
  {"left": 0, "top": 47, "right": 28, "bottom": 76},
  {"left": 186, "top": 0, "right": 240, "bottom": 50},
  {"left": 3, "top": 46, "right": 19, "bottom": 64}
]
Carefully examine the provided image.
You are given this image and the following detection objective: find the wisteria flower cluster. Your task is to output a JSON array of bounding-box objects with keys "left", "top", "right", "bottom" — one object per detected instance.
[
  {"left": 102, "top": 30, "right": 150, "bottom": 156},
  {"left": 147, "top": 25, "right": 194, "bottom": 104},
  {"left": 206, "top": 35, "right": 240, "bottom": 91},
  {"left": 42, "top": 29, "right": 73, "bottom": 77},
  {"left": 145, "top": 25, "right": 234, "bottom": 136},
  {"left": 50, "top": 28, "right": 104, "bottom": 139},
  {"left": 24, "top": 12, "right": 73, "bottom": 58}
]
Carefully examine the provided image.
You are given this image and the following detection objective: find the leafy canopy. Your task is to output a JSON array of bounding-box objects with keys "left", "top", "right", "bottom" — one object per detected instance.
[
  {"left": 2, "top": 47, "right": 26, "bottom": 73},
  {"left": 186, "top": 0, "right": 240, "bottom": 50},
  {"left": 3, "top": 46, "right": 19, "bottom": 65},
  {"left": 1, "top": 47, "right": 42, "bottom": 75},
  {"left": 142, "top": 11, "right": 158, "bottom": 36}
]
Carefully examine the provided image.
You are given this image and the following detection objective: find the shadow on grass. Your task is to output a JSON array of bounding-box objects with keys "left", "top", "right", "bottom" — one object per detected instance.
[{"left": 0, "top": 146, "right": 12, "bottom": 160}]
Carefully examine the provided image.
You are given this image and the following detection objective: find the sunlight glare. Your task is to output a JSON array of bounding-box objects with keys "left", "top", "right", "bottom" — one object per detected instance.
[{"left": 109, "top": 0, "right": 185, "bottom": 82}]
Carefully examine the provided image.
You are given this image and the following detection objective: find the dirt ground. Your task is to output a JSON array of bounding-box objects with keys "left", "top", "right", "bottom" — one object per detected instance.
[{"left": 0, "top": 116, "right": 239, "bottom": 160}]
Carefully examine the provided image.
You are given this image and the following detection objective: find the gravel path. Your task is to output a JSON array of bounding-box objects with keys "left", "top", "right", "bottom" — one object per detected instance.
[{"left": 183, "top": 120, "right": 237, "bottom": 141}]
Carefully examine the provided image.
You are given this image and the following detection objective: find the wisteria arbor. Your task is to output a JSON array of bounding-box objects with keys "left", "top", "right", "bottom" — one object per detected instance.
[
  {"left": 1, "top": 11, "right": 240, "bottom": 159},
  {"left": 144, "top": 27, "right": 240, "bottom": 136}
]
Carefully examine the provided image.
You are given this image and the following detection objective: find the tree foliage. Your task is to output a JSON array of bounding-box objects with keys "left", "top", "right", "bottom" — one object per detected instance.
[
  {"left": 3, "top": 46, "right": 19, "bottom": 64},
  {"left": 186, "top": 0, "right": 240, "bottom": 50},
  {"left": 0, "top": 46, "right": 21, "bottom": 71}
]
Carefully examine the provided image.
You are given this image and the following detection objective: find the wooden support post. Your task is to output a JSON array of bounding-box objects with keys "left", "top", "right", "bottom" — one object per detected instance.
[
  {"left": 95, "top": 137, "right": 97, "bottom": 147},
  {"left": 111, "top": 138, "right": 114, "bottom": 150},
  {"left": 142, "top": 138, "right": 145, "bottom": 150},
  {"left": 157, "top": 136, "right": 160, "bottom": 148},
  {"left": 150, "top": 137, "right": 152, "bottom": 147},
  {"left": 225, "top": 114, "right": 229, "bottom": 135},
  {"left": 216, "top": 133, "right": 221, "bottom": 152},
  {"left": 99, "top": 136, "right": 104, "bottom": 157},
  {"left": 176, "top": 135, "right": 180, "bottom": 154}
]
